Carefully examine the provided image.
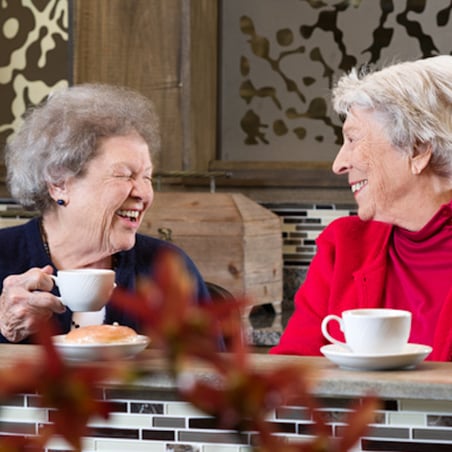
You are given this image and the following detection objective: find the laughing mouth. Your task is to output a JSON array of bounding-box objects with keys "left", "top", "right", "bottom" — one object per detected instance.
[
  {"left": 116, "top": 209, "right": 140, "bottom": 222},
  {"left": 351, "top": 180, "right": 368, "bottom": 194}
]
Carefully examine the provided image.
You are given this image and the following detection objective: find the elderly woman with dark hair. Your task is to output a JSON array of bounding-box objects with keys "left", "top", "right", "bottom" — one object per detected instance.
[
  {"left": 0, "top": 84, "right": 215, "bottom": 345},
  {"left": 271, "top": 55, "right": 452, "bottom": 361}
]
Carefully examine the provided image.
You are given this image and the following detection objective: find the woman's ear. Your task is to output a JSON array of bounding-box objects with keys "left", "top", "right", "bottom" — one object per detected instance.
[
  {"left": 410, "top": 141, "right": 432, "bottom": 175},
  {"left": 47, "top": 181, "right": 68, "bottom": 205}
]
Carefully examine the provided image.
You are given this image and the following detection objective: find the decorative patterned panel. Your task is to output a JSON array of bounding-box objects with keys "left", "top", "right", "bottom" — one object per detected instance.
[
  {"left": 219, "top": 0, "right": 452, "bottom": 162},
  {"left": 0, "top": 0, "right": 70, "bottom": 152}
]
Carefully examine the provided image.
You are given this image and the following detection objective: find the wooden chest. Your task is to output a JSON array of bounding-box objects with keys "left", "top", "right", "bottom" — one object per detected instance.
[{"left": 139, "top": 192, "right": 283, "bottom": 313}]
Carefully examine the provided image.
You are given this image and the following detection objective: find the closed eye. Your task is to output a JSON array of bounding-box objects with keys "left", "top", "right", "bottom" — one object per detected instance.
[{"left": 114, "top": 172, "right": 133, "bottom": 179}]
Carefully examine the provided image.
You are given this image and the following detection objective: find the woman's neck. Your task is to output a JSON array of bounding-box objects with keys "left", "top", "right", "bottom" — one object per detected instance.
[
  {"left": 40, "top": 216, "right": 113, "bottom": 270},
  {"left": 390, "top": 175, "right": 452, "bottom": 231}
]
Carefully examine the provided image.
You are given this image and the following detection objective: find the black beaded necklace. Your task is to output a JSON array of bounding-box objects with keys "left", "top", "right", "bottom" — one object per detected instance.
[{"left": 39, "top": 218, "right": 51, "bottom": 258}]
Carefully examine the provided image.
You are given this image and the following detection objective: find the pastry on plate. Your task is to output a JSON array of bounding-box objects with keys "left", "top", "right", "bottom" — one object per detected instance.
[{"left": 64, "top": 324, "right": 139, "bottom": 344}]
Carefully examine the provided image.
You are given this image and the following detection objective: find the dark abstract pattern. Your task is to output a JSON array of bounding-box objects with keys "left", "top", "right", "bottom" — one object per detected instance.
[
  {"left": 0, "top": 0, "right": 70, "bottom": 152},
  {"left": 220, "top": 0, "right": 452, "bottom": 162}
]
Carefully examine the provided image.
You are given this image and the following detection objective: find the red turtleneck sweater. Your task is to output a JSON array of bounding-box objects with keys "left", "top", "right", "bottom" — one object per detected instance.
[
  {"left": 271, "top": 202, "right": 452, "bottom": 361},
  {"left": 385, "top": 202, "right": 452, "bottom": 347}
]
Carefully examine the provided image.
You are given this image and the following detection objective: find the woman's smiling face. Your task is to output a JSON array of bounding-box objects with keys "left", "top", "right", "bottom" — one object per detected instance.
[
  {"left": 332, "top": 107, "right": 416, "bottom": 225},
  {"left": 64, "top": 133, "right": 154, "bottom": 255}
]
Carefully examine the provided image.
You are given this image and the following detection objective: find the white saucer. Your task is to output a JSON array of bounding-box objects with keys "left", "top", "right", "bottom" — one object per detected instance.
[
  {"left": 52, "top": 334, "right": 150, "bottom": 362},
  {"left": 320, "top": 343, "right": 432, "bottom": 371}
]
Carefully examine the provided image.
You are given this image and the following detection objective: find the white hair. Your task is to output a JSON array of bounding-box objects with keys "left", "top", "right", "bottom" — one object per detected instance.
[
  {"left": 332, "top": 55, "right": 452, "bottom": 178},
  {"left": 5, "top": 83, "right": 160, "bottom": 211}
]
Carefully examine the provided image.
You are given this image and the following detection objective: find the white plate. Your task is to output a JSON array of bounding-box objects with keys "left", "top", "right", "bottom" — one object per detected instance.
[
  {"left": 52, "top": 334, "right": 150, "bottom": 362},
  {"left": 320, "top": 343, "right": 432, "bottom": 371}
]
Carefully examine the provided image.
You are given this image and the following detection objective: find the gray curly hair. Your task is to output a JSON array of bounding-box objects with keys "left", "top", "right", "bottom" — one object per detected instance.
[
  {"left": 5, "top": 83, "right": 160, "bottom": 212},
  {"left": 332, "top": 55, "right": 452, "bottom": 178}
]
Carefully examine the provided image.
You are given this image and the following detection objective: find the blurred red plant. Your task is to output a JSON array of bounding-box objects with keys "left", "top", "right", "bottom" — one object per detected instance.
[
  {"left": 110, "top": 249, "right": 380, "bottom": 451},
  {"left": 0, "top": 249, "right": 379, "bottom": 451},
  {"left": 0, "top": 321, "right": 135, "bottom": 451}
]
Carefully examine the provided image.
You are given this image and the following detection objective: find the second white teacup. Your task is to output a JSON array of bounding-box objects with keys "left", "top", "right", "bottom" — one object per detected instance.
[
  {"left": 321, "top": 308, "right": 412, "bottom": 355},
  {"left": 51, "top": 269, "right": 116, "bottom": 312}
]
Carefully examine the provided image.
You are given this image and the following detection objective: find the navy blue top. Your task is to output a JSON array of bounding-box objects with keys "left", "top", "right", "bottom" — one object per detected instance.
[{"left": 0, "top": 217, "right": 216, "bottom": 345}]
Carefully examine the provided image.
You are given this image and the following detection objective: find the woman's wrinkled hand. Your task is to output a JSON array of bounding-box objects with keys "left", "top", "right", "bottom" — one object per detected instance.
[{"left": 0, "top": 265, "right": 66, "bottom": 342}]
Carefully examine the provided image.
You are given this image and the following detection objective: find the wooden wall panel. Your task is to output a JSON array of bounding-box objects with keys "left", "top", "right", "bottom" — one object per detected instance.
[
  {"left": 72, "top": 0, "right": 218, "bottom": 173},
  {"left": 73, "top": 0, "right": 182, "bottom": 171},
  {"left": 73, "top": 0, "right": 181, "bottom": 87}
]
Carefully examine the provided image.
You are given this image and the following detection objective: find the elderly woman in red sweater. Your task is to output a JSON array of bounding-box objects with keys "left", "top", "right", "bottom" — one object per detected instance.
[{"left": 271, "top": 55, "right": 452, "bottom": 361}]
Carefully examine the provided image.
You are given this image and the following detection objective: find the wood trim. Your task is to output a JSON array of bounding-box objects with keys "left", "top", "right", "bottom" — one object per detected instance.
[
  {"left": 189, "top": 0, "right": 218, "bottom": 170},
  {"left": 207, "top": 160, "right": 347, "bottom": 188}
]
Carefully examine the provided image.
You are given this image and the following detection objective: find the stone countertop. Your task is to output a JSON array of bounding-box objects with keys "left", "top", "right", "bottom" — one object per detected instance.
[
  {"left": 131, "top": 352, "right": 452, "bottom": 401},
  {"left": 4, "top": 344, "right": 449, "bottom": 401}
]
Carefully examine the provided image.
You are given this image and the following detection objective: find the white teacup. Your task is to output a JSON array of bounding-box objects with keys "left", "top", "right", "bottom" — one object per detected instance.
[
  {"left": 51, "top": 269, "right": 116, "bottom": 312},
  {"left": 321, "top": 308, "right": 412, "bottom": 355}
]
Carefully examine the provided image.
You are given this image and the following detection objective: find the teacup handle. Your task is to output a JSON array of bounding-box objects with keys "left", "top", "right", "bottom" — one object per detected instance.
[
  {"left": 50, "top": 274, "right": 63, "bottom": 299},
  {"left": 321, "top": 314, "right": 346, "bottom": 347}
]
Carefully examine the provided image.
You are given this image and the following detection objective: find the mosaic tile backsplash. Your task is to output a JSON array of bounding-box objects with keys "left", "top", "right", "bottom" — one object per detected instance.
[
  {"left": 1, "top": 387, "right": 451, "bottom": 451},
  {"left": 264, "top": 202, "right": 357, "bottom": 267},
  {"left": 263, "top": 202, "right": 357, "bottom": 307}
]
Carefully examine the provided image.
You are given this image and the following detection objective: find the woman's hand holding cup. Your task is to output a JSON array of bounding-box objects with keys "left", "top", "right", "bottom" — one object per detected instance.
[{"left": 0, "top": 265, "right": 66, "bottom": 342}]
